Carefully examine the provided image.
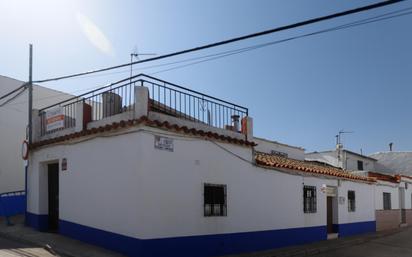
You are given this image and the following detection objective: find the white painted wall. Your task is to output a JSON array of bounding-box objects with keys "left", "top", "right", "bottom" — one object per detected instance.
[
  {"left": 253, "top": 137, "right": 305, "bottom": 160},
  {"left": 305, "top": 151, "right": 340, "bottom": 168},
  {"left": 306, "top": 150, "right": 376, "bottom": 172},
  {"left": 0, "top": 75, "right": 72, "bottom": 193},
  {"left": 337, "top": 180, "right": 375, "bottom": 224},
  {"left": 374, "top": 183, "right": 399, "bottom": 210},
  {"left": 343, "top": 151, "right": 376, "bottom": 172},
  {"left": 28, "top": 126, "right": 376, "bottom": 240}
]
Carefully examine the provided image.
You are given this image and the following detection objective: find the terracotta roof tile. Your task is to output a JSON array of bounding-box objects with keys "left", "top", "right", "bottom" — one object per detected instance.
[
  {"left": 368, "top": 171, "right": 400, "bottom": 183},
  {"left": 30, "top": 116, "right": 256, "bottom": 149},
  {"left": 255, "top": 152, "right": 375, "bottom": 182}
]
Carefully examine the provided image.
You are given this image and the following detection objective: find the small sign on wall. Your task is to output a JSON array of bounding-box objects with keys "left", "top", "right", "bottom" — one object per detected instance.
[
  {"left": 339, "top": 196, "right": 346, "bottom": 205},
  {"left": 154, "top": 136, "right": 174, "bottom": 152},
  {"left": 61, "top": 158, "right": 68, "bottom": 171}
]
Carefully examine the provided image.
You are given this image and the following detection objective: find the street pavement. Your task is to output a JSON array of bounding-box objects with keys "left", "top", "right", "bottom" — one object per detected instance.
[
  {"left": 315, "top": 228, "right": 412, "bottom": 257},
  {"left": 0, "top": 236, "right": 55, "bottom": 257}
]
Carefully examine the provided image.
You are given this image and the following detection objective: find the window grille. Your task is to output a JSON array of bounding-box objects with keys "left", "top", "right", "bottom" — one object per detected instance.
[
  {"left": 303, "top": 185, "right": 317, "bottom": 213},
  {"left": 204, "top": 184, "right": 227, "bottom": 216}
]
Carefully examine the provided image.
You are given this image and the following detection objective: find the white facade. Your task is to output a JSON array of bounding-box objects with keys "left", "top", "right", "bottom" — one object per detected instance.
[
  {"left": 306, "top": 150, "right": 377, "bottom": 172},
  {"left": 25, "top": 81, "right": 379, "bottom": 257},
  {"left": 27, "top": 124, "right": 377, "bottom": 256},
  {"left": 374, "top": 182, "right": 400, "bottom": 210},
  {"left": 0, "top": 75, "right": 72, "bottom": 193},
  {"left": 253, "top": 137, "right": 305, "bottom": 160}
]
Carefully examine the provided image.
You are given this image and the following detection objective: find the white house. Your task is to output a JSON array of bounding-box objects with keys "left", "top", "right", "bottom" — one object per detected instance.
[
  {"left": 26, "top": 74, "right": 378, "bottom": 257},
  {"left": 368, "top": 172, "right": 412, "bottom": 231},
  {"left": 306, "top": 149, "right": 377, "bottom": 172},
  {"left": 253, "top": 137, "right": 305, "bottom": 160},
  {"left": 0, "top": 75, "right": 72, "bottom": 216}
]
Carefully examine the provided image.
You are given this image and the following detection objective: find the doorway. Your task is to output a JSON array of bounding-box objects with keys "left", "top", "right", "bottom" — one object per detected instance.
[{"left": 48, "top": 163, "right": 59, "bottom": 232}]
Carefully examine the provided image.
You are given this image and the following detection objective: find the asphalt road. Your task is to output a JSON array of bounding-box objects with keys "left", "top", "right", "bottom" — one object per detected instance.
[
  {"left": 316, "top": 228, "right": 412, "bottom": 257},
  {"left": 0, "top": 236, "right": 55, "bottom": 257}
]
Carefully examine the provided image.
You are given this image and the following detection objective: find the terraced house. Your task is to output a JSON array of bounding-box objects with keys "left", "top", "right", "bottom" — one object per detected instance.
[{"left": 26, "top": 74, "right": 388, "bottom": 257}]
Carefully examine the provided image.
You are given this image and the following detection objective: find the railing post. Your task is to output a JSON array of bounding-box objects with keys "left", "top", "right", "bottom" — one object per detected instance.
[{"left": 134, "top": 86, "right": 149, "bottom": 119}]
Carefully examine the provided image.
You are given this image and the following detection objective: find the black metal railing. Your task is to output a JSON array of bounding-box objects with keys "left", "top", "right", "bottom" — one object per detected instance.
[
  {"left": 39, "top": 77, "right": 135, "bottom": 136},
  {"left": 141, "top": 74, "right": 248, "bottom": 131},
  {"left": 38, "top": 74, "right": 248, "bottom": 137}
]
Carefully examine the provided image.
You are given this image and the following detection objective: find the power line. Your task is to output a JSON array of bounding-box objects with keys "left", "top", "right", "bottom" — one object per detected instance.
[
  {"left": 33, "top": 0, "right": 405, "bottom": 83},
  {"left": 2, "top": 5, "right": 412, "bottom": 108},
  {"left": 0, "top": 83, "right": 28, "bottom": 101},
  {"left": 150, "top": 8, "right": 412, "bottom": 75},
  {"left": 0, "top": 87, "right": 27, "bottom": 107}
]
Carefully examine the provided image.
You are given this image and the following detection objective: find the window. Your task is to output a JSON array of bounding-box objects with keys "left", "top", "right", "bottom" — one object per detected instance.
[
  {"left": 383, "top": 192, "right": 391, "bottom": 210},
  {"left": 303, "top": 185, "right": 317, "bottom": 213},
  {"left": 204, "top": 184, "right": 227, "bottom": 216},
  {"left": 348, "top": 190, "right": 356, "bottom": 212},
  {"left": 357, "top": 160, "right": 364, "bottom": 170}
]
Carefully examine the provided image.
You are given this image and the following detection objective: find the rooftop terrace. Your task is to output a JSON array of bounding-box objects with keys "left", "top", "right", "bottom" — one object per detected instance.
[{"left": 33, "top": 74, "right": 251, "bottom": 144}]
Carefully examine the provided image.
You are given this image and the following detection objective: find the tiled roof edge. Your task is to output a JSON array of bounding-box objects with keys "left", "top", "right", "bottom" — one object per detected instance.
[{"left": 30, "top": 116, "right": 256, "bottom": 149}]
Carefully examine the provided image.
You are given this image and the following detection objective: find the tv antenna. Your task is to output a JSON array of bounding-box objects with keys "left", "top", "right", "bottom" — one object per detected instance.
[
  {"left": 130, "top": 46, "right": 156, "bottom": 83},
  {"left": 335, "top": 130, "right": 354, "bottom": 147}
]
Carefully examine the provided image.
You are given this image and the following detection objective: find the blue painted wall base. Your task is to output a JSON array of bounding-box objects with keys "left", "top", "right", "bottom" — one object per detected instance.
[
  {"left": 333, "top": 221, "right": 376, "bottom": 237},
  {"left": 59, "top": 219, "right": 326, "bottom": 257},
  {"left": 26, "top": 213, "right": 377, "bottom": 257},
  {"left": 0, "top": 195, "right": 25, "bottom": 217},
  {"left": 26, "top": 212, "right": 49, "bottom": 232}
]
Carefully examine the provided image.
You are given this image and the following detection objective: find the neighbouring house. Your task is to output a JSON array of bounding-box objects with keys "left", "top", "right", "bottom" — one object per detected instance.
[
  {"left": 306, "top": 148, "right": 377, "bottom": 172},
  {"left": 26, "top": 74, "right": 378, "bottom": 257},
  {"left": 306, "top": 147, "right": 412, "bottom": 232},
  {"left": 0, "top": 75, "right": 72, "bottom": 216},
  {"left": 253, "top": 137, "right": 305, "bottom": 160},
  {"left": 370, "top": 151, "right": 412, "bottom": 176},
  {"left": 368, "top": 172, "right": 412, "bottom": 231}
]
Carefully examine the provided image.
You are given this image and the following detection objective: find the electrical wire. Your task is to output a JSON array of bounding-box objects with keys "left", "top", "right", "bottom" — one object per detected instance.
[
  {"left": 0, "top": 88, "right": 27, "bottom": 107},
  {"left": 1, "top": 5, "right": 412, "bottom": 107},
  {"left": 32, "top": 0, "right": 404, "bottom": 83}
]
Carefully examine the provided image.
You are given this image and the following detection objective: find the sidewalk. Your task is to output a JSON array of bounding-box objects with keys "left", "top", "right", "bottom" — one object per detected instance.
[
  {"left": 223, "top": 227, "right": 407, "bottom": 257},
  {"left": 0, "top": 215, "right": 407, "bottom": 257},
  {"left": 0, "top": 215, "right": 125, "bottom": 257}
]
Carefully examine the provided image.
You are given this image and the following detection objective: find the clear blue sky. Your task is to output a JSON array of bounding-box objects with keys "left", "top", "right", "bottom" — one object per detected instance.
[{"left": 1, "top": 0, "right": 411, "bottom": 154}]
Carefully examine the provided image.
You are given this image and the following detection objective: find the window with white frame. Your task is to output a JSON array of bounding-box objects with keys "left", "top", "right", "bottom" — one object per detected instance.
[
  {"left": 348, "top": 190, "right": 356, "bottom": 212},
  {"left": 204, "top": 184, "right": 227, "bottom": 216},
  {"left": 383, "top": 192, "right": 391, "bottom": 210},
  {"left": 303, "top": 185, "right": 317, "bottom": 213}
]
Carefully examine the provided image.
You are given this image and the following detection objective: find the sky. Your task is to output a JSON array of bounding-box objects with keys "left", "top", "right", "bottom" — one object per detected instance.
[{"left": 0, "top": 0, "right": 411, "bottom": 155}]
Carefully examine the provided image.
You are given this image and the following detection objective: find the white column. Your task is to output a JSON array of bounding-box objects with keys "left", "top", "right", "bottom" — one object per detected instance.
[
  {"left": 134, "top": 86, "right": 149, "bottom": 119},
  {"left": 31, "top": 109, "right": 40, "bottom": 142},
  {"left": 75, "top": 102, "right": 84, "bottom": 132}
]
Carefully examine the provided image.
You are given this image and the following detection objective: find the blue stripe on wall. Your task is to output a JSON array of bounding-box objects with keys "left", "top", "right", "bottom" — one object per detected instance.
[
  {"left": 59, "top": 219, "right": 326, "bottom": 257},
  {"left": 0, "top": 195, "right": 26, "bottom": 216},
  {"left": 26, "top": 212, "right": 48, "bottom": 232},
  {"left": 334, "top": 221, "right": 376, "bottom": 237}
]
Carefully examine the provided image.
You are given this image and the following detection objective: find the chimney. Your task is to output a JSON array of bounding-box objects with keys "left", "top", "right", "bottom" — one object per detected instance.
[
  {"left": 389, "top": 142, "right": 393, "bottom": 152},
  {"left": 231, "top": 115, "right": 240, "bottom": 132}
]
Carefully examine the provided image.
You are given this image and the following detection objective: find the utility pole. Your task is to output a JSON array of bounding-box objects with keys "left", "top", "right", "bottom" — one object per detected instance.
[
  {"left": 25, "top": 44, "right": 33, "bottom": 225},
  {"left": 28, "top": 44, "right": 33, "bottom": 144}
]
